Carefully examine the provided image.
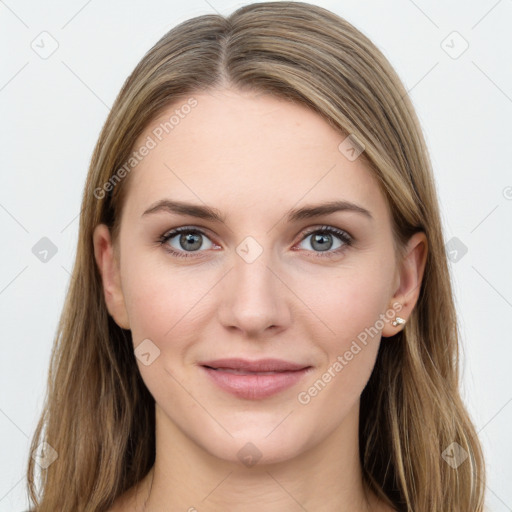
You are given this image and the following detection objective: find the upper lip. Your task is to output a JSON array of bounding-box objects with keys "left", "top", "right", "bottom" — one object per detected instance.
[{"left": 199, "top": 358, "right": 310, "bottom": 372}]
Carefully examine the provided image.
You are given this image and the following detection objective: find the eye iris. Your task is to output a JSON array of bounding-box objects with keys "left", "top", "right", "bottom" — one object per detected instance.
[
  {"left": 311, "top": 233, "right": 333, "bottom": 252},
  {"left": 180, "top": 232, "right": 202, "bottom": 251}
]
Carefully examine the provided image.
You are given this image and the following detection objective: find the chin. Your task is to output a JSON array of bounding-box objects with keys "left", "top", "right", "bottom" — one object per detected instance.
[{"left": 199, "top": 425, "right": 313, "bottom": 468}]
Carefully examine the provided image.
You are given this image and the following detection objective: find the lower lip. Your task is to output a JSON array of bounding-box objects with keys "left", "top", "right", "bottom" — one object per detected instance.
[{"left": 201, "top": 366, "right": 311, "bottom": 400}]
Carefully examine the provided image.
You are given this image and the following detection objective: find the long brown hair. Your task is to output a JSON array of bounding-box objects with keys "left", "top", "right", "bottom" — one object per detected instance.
[{"left": 27, "top": 2, "right": 486, "bottom": 510}]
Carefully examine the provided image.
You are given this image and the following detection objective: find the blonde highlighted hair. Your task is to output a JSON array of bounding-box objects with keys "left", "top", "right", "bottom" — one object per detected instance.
[{"left": 27, "top": 2, "right": 486, "bottom": 510}]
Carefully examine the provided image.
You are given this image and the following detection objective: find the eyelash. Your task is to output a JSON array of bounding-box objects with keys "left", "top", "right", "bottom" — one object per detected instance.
[{"left": 157, "top": 225, "right": 353, "bottom": 260}]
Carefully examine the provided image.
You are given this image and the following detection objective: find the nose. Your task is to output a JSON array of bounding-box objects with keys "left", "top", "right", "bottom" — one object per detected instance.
[{"left": 216, "top": 248, "right": 292, "bottom": 339}]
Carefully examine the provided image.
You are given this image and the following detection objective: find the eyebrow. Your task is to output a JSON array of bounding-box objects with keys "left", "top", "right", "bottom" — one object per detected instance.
[{"left": 141, "top": 199, "right": 373, "bottom": 223}]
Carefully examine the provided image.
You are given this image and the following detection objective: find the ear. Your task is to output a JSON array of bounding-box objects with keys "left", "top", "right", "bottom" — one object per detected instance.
[
  {"left": 382, "top": 231, "right": 428, "bottom": 337},
  {"left": 92, "top": 224, "right": 130, "bottom": 330}
]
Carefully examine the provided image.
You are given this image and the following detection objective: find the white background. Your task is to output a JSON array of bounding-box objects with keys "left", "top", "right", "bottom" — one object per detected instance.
[{"left": 1, "top": 0, "right": 511, "bottom": 510}]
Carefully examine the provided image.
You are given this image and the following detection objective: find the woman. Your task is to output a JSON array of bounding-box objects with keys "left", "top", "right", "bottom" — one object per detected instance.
[{"left": 26, "top": 2, "right": 487, "bottom": 510}]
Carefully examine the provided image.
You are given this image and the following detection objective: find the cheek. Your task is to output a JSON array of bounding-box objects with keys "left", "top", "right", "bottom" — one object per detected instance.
[
  {"left": 295, "top": 261, "right": 393, "bottom": 347},
  {"left": 293, "top": 270, "right": 390, "bottom": 423},
  {"left": 291, "top": 258, "right": 393, "bottom": 397},
  {"left": 121, "top": 252, "right": 216, "bottom": 344},
  {"left": 120, "top": 255, "right": 206, "bottom": 400}
]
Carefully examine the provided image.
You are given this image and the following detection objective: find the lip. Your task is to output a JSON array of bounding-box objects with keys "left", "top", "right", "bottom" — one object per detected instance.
[{"left": 198, "top": 358, "right": 312, "bottom": 400}]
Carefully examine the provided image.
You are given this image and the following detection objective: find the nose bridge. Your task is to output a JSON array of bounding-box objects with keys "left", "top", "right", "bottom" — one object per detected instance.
[{"left": 217, "top": 235, "right": 290, "bottom": 336}]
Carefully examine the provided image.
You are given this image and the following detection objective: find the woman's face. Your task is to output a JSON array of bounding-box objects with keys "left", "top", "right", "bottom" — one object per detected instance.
[{"left": 96, "top": 87, "right": 415, "bottom": 465}]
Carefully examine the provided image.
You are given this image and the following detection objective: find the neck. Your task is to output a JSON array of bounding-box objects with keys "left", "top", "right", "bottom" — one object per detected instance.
[{"left": 133, "top": 400, "right": 376, "bottom": 512}]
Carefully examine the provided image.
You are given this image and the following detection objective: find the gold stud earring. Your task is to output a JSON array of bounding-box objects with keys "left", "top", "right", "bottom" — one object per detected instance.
[{"left": 392, "top": 316, "right": 406, "bottom": 327}]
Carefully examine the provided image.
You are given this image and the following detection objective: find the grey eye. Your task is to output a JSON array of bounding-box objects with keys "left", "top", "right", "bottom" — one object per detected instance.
[
  {"left": 167, "top": 231, "right": 214, "bottom": 252},
  {"left": 298, "top": 232, "right": 344, "bottom": 252}
]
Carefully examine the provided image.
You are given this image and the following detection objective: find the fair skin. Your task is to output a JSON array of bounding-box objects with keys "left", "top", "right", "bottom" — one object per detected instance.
[{"left": 94, "top": 87, "right": 427, "bottom": 511}]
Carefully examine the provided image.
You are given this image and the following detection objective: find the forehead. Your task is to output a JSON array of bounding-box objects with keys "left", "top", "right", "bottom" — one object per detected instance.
[{"left": 122, "top": 88, "right": 388, "bottom": 222}]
